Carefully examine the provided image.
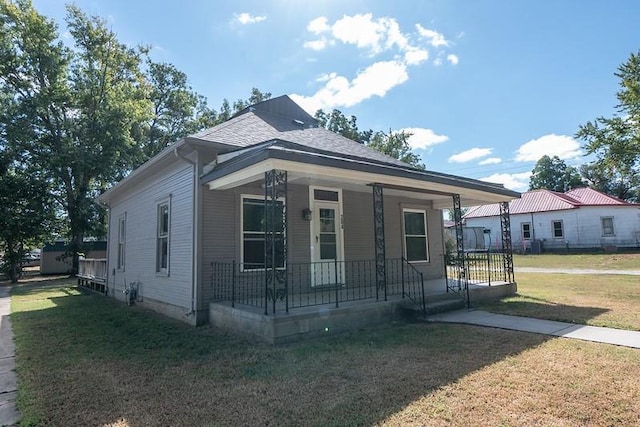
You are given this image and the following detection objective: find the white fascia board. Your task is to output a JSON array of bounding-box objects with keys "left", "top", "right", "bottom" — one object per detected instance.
[{"left": 207, "top": 159, "right": 518, "bottom": 205}]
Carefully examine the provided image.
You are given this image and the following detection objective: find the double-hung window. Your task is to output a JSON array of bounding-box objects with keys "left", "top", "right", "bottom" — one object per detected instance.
[
  {"left": 521, "top": 223, "right": 532, "bottom": 240},
  {"left": 601, "top": 217, "right": 615, "bottom": 236},
  {"left": 552, "top": 220, "right": 563, "bottom": 238},
  {"left": 156, "top": 201, "right": 170, "bottom": 274},
  {"left": 403, "top": 209, "right": 429, "bottom": 262},
  {"left": 242, "top": 196, "right": 285, "bottom": 270},
  {"left": 117, "top": 214, "right": 126, "bottom": 270}
]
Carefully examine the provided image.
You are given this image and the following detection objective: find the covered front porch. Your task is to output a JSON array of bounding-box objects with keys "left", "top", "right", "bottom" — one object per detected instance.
[{"left": 199, "top": 140, "right": 518, "bottom": 341}]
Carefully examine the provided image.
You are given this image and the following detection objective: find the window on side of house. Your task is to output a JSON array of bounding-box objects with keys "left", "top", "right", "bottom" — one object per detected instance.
[
  {"left": 156, "top": 201, "right": 170, "bottom": 274},
  {"left": 403, "top": 209, "right": 429, "bottom": 262},
  {"left": 521, "top": 222, "right": 532, "bottom": 240},
  {"left": 241, "top": 196, "right": 285, "bottom": 270},
  {"left": 117, "top": 214, "right": 126, "bottom": 270},
  {"left": 552, "top": 220, "right": 563, "bottom": 238},
  {"left": 601, "top": 217, "right": 615, "bottom": 236}
]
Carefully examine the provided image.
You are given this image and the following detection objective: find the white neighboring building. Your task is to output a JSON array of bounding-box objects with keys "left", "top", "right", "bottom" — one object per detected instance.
[{"left": 464, "top": 187, "right": 640, "bottom": 252}]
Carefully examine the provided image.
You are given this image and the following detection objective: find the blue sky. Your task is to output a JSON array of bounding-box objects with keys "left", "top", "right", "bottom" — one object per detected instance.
[{"left": 33, "top": 1, "right": 640, "bottom": 191}]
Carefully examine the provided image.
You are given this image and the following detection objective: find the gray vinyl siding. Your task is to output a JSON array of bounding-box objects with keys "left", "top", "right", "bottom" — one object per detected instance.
[
  {"left": 343, "top": 190, "right": 445, "bottom": 279},
  {"left": 107, "top": 160, "right": 194, "bottom": 310},
  {"left": 200, "top": 184, "right": 446, "bottom": 306}
]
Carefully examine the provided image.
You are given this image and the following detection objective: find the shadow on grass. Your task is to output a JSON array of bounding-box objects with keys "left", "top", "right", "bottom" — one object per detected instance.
[
  {"left": 474, "top": 298, "right": 609, "bottom": 326},
  {"left": 10, "top": 284, "right": 609, "bottom": 426}
]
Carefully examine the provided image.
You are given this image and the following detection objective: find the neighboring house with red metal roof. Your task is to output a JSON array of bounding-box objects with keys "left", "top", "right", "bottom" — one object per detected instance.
[{"left": 464, "top": 188, "right": 640, "bottom": 252}]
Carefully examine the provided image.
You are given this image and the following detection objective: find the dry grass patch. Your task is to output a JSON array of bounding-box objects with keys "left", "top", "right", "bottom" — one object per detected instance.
[
  {"left": 476, "top": 273, "right": 640, "bottom": 330},
  {"left": 513, "top": 252, "right": 640, "bottom": 270},
  {"left": 382, "top": 338, "right": 640, "bottom": 426},
  {"left": 11, "top": 280, "right": 640, "bottom": 426}
]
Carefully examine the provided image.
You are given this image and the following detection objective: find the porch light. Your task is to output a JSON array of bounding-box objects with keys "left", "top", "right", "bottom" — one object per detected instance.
[{"left": 303, "top": 208, "right": 312, "bottom": 221}]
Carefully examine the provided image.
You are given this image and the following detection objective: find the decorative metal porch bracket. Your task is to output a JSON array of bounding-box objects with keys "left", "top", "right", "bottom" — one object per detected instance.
[
  {"left": 264, "top": 169, "right": 288, "bottom": 314},
  {"left": 452, "top": 194, "right": 468, "bottom": 300},
  {"left": 372, "top": 184, "right": 387, "bottom": 300},
  {"left": 500, "top": 201, "right": 514, "bottom": 283}
]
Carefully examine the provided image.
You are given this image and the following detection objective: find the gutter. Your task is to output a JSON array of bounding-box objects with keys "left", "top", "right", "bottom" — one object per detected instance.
[{"left": 174, "top": 147, "right": 199, "bottom": 322}]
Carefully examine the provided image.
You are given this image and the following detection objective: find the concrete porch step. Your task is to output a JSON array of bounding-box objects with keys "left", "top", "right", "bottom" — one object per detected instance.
[{"left": 403, "top": 296, "right": 466, "bottom": 317}]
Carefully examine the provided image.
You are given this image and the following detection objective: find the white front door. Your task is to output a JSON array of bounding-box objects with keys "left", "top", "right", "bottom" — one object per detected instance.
[{"left": 310, "top": 188, "right": 344, "bottom": 286}]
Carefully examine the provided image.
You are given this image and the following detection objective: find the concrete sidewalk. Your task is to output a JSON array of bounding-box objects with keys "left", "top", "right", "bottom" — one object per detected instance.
[
  {"left": 427, "top": 309, "right": 640, "bottom": 349},
  {"left": 515, "top": 267, "right": 640, "bottom": 276},
  {"left": 0, "top": 287, "right": 19, "bottom": 426}
]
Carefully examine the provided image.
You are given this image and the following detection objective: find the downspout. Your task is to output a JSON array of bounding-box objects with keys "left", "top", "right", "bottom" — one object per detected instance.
[
  {"left": 105, "top": 203, "right": 111, "bottom": 296},
  {"left": 98, "top": 199, "right": 112, "bottom": 296},
  {"left": 174, "top": 147, "right": 199, "bottom": 322}
]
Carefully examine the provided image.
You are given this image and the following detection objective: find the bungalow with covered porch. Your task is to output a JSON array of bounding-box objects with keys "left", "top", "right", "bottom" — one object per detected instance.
[{"left": 93, "top": 95, "right": 519, "bottom": 343}]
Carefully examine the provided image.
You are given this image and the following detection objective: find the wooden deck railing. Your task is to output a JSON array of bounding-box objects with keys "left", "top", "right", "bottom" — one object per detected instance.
[{"left": 77, "top": 258, "right": 107, "bottom": 293}]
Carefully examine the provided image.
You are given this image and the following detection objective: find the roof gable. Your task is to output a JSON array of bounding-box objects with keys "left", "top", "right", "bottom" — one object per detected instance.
[{"left": 564, "top": 187, "right": 630, "bottom": 205}]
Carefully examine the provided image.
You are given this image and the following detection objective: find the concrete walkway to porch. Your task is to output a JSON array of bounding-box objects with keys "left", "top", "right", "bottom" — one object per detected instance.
[{"left": 426, "top": 309, "right": 640, "bottom": 349}]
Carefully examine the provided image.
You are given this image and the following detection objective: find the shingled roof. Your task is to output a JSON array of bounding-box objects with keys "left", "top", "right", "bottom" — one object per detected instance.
[
  {"left": 189, "top": 95, "right": 412, "bottom": 169},
  {"left": 464, "top": 187, "right": 636, "bottom": 219}
]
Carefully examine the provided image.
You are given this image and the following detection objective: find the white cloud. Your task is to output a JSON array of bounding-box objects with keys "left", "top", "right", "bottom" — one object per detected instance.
[
  {"left": 290, "top": 60, "right": 408, "bottom": 113},
  {"left": 234, "top": 13, "right": 266, "bottom": 25},
  {"left": 416, "top": 24, "right": 449, "bottom": 47},
  {"left": 433, "top": 58, "right": 443, "bottom": 66},
  {"left": 399, "top": 127, "right": 448, "bottom": 149},
  {"left": 449, "top": 148, "right": 493, "bottom": 163},
  {"left": 298, "top": 14, "right": 459, "bottom": 109},
  {"left": 404, "top": 48, "right": 429, "bottom": 65},
  {"left": 480, "top": 172, "right": 531, "bottom": 192},
  {"left": 447, "top": 54, "right": 459, "bottom": 65},
  {"left": 303, "top": 39, "right": 328, "bottom": 51},
  {"left": 307, "top": 16, "right": 330, "bottom": 34},
  {"left": 515, "top": 134, "right": 583, "bottom": 162},
  {"left": 478, "top": 157, "right": 502, "bottom": 165}
]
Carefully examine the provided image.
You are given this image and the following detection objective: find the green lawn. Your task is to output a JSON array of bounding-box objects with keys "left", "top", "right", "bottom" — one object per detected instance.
[
  {"left": 513, "top": 252, "right": 640, "bottom": 270},
  {"left": 11, "top": 278, "right": 640, "bottom": 426},
  {"left": 475, "top": 272, "right": 640, "bottom": 330}
]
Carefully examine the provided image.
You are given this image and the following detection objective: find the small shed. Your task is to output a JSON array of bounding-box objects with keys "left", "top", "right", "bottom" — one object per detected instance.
[{"left": 40, "top": 241, "right": 107, "bottom": 274}]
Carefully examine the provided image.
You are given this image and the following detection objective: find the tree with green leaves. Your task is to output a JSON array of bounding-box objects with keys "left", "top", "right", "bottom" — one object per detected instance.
[
  {"left": 0, "top": 1, "right": 150, "bottom": 273},
  {"left": 579, "top": 163, "right": 638, "bottom": 201},
  {"left": 576, "top": 50, "right": 640, "bottom": 202},
  {"left": 314, "top": 108, "right": 372, "bottom": 143},
  {"left": 367, "top": 130, "right": 424, "bottom": 169},
  {"left": 140, "top": 61, "right": 217, "bottom": 160},
  {"left": 314, "top": 108, "right": 424, "bottom": 168},
  {"left": 529, "top": 155, "right": 583, "bottom": 192},
  {"left": 0, "top": 154, "right": 57, "bottom": 282}
]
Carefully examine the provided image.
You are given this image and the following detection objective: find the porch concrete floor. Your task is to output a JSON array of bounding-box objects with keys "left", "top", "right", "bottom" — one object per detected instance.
[{"left": 208, "top": 279, "right": 516, "bottom": 343}]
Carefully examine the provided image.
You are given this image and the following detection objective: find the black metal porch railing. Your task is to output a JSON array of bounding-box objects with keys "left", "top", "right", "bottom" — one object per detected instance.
[
  {"left": 206, "top": 258, "right": 425, "bottom": 315},
  {"left": 445, "top": 251, "right": 510, "bottom": 289}
]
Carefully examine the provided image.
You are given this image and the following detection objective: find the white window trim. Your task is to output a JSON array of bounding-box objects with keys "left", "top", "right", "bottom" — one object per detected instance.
[
  {"left": 521, "top": 222, "right": 532, "bottom": 240},
  {"left": 117, "top": 213, "right": 126, "bottom": 271},
  {"left": 156, "top": 198, "right": 171, "bottom": 276},
  {"left": 240, "top": 194, "right": 286, "bottom": 272},
  {"left": 601, "top": 216, "right": 615, "bottom": 237},
  {"left": 552, "top": 220, "right": 564, "bottom": 239},
  {"left": 402, "top": 208, "right": 429, "bottom": 263}
]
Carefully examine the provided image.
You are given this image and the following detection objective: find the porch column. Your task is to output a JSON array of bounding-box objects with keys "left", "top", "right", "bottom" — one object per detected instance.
[
  {"left": 372, "top": 183, "right": 387, "bottom": 301},
  {"left": 499, "top": 201, "right": 515, "bottom": 283},
  {"left": 452, "top": 194, "right": 468, "bottom": 299},
  {"left": 264, "top": 169, "right": 288, "bottom": 315}
]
